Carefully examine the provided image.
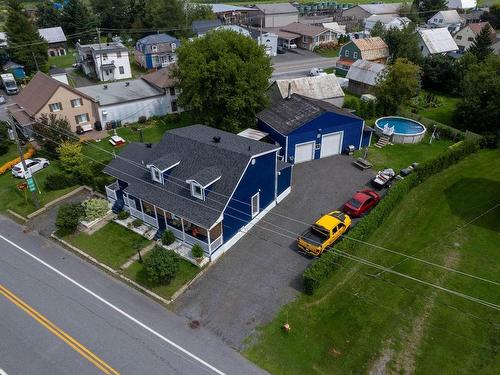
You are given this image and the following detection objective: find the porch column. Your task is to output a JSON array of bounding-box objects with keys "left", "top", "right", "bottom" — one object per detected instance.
[
  {"left": 207, "top": 228, "right": 211, "bottom": 254},
  {"left": 180, "top": 218, "right": 186, "bottom": 241}
]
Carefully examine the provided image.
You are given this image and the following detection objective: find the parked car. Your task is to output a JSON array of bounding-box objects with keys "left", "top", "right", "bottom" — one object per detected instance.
[
  {"left": 342, "top": 189, "right": 380, "bottom": 218},
  {"left": 287, "top": 42, "right": 298, "bottom": 49},
  {"left": 309, "top": 67, "right": 326, "bottom": 76},
  {"left": 0, "top": 95, "right": 6, "bottom": 105},
  {"left": 371, "top": 168, "right": 395, "bottom": 189},
  {"left": 12, "top": 158, "right": 50, "bottom": 178},
  {"left": 297, "top": 211, "right": 351, "bottom": 256},
  {"left": 277, "top": 46, "right": 286, "bottom": 54}
]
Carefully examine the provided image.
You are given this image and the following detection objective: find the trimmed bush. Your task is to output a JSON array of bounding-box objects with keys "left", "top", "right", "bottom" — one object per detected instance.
[
  {"left": 44, "top": 173, "right": 75, "bottom": 191},
  {"left": 117, "top": 210, "right": 130, "bottom": 220},
  {"left": 132, "top": 218, "right": 143, "bottom": 228},
  {"left": 82, "top": 198, "right": 109, "bottom": 221},
  {"left": 302, "top": 138, "right": 482, "bottom": 295},
  {"left": 144, "top": 247, "right": 180, "bottom": 285},
  {"left": 191, "top": 244, "right": 204, "bottom": 259},
  {"left": 56, "top": 203, "right": 84, "bottom": 235},
  {"left": 161, "top": 230, "right": 176, "bottom": 246}
]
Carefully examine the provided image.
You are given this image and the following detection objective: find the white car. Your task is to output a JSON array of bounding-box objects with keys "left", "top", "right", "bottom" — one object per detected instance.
[
  {"left": 12, "top": 158, "right": 50, "bottom": 178},
  {"left": 309, "top": 68, "right": 327, "bottom": 77}
]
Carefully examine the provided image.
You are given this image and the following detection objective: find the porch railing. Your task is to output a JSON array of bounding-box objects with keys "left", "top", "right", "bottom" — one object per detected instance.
[
  {"left": 210, "top": 235, "right": 223, "bottom": 251},
  {"left": 105, "top": 182, "right": 118, "bottom": 200}
]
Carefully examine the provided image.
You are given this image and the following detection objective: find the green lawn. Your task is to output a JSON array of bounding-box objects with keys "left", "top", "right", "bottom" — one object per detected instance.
[
  {"left": 415, "top": 91, "right": 460, "bottom": 126},
  {"left": 0, "top": 143, "right": 18, "bottom": 166},
  {"left": 315, "top": 48, "right": 339, "bottom": 58},
  {"left": 355, "top": 134, "right": 454, "bottom": 171},
  {"left": 82, "top": 112, "right": 195, "bottom": 163},
  {"left": 0, "top": 151, "right": 79, "bottom": 217},
  {"left": 245, "top": 149, "right": 500, "bottom": 374},
  {"left": 124, "top": 254, "right": 201, "bottom": 300},
  {"left": 48, "top": 51, "right": 76, "bottom": 69},
  {"left": 63, "top": 222, "right": 151, "bottom": 269}
]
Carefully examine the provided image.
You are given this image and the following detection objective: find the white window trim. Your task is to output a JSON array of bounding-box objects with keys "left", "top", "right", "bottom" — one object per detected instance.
[
  {"left": 353, "top": 51, "right": 358, "bottom": 59},
  {"left": 191, "top": 182, "right": 205, "bottom": 200},
  {"left": 151, "top": 167, "right": 163, "bottom": 183},
  {"left": 71, "top": 98, "right": 83, "bottom": 108},
  {"left": 75, "top": 113, "right": 89, "bottom": 124},
  {"left": 345, "top": 50, "right": 350, "bottom": 57},
  {"left": 50, "top": 102, "right": 62, "bottom": 112},
  {"left": 251, "top": 192, "right": 260, "bottom": 218}
]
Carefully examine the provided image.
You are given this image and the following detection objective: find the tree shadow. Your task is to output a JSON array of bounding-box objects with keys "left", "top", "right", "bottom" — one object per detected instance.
[{"left": 443, "top": 178, "right": 500, "bottom": 232}]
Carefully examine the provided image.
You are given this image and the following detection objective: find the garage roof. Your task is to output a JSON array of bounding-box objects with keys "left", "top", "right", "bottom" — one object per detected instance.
[{"left": 257, "top": 94, "right": 361, "bottom": 135}]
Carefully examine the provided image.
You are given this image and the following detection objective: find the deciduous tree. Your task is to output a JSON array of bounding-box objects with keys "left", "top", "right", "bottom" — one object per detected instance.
[
  {"left": 376, "top": 58, "right": 421, "bottom": 114},
  {"left": 90, "top": 0, "right": 129, "bottom": 30},
  {"left": 370, "top": 21, "right": 385, "bottom": 38},
  {"left": 421, "top": 54, "right": 459, "bottom": 94},
  {"left": 33, "top": 114, "right": 72, "bottom": 157},
  {"left": 384, "top": 23, "right": 421, "bottom": 65},
  {"left": 413, "top": 0, "right": 447, "bottom": 21},
  {"left": 5, "top": 0, "right": 48, "bottom": 73},
  {"left": 57, "top": 141, "right": 84, "bottom": 171},
  {"left": 36, "top": 0, "right": 61, "bottom": 28},
  {"left": 175, "top": 30, "right": 272, "bottom": 132}
]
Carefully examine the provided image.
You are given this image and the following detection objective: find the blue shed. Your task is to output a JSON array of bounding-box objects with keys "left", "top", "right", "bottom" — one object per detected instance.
[
  {"left": 3, "top": 61, "right": 26, "bottom": 80},
  {"left": 257, "top": 94, "right": 365, "bottom": 164}
]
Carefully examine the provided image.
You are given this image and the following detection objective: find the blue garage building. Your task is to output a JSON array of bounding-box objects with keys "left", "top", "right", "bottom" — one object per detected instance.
[{"left": 257, "top": 94, "right": 366, "bottom": 164}]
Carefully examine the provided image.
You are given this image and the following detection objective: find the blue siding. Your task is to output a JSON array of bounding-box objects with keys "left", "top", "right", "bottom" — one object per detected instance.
[
  {"left": 286, "top": 112, "right": 363, "bottom": 162},
  {"left": 223, "top": 151, "right": 277, "bottom": 241},
  {"left": 361, "top": 129, "right": 372, "bottom": 148},
  {"left": 277, "top": 165, "right": 292, "bottom": 196},
  {"left": 258, "top": 120, "right": 287, "bottom": 158},
  {"left": 145, "top": 54, "right": 153, "bottom": 69}
]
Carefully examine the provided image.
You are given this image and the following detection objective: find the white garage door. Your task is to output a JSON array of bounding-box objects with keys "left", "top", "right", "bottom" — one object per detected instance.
[
  {"left": 294, "top": 141, "right": 315, "bottom": 164},
  {"left": 320, "top": 132, "right": 343, "bottom": 159}
]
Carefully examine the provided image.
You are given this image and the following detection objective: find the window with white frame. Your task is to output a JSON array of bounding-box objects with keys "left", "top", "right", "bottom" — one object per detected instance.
[
  {"left": 49, "top": 102, "right": 63, "bottom": 112},
  {"left": 251, "top": 192, "right": 260, "bottom": 218},
  {"left": 102, "top": 53, "right": 108, "bottom": 59},
  {"left": 353, "top": 51, "right": 358, "bottom": 59},
  {"left": 345, "top": 50, "right": 349, "bottom": 57},
  {"left": 151, "top": 167, "right": 162, "bottom": 183},
  {"left": 71, "top": 98, "right": 83, "bottom": 108},
  {"left": 191, "top": 182, "right": 204, "bottom": 200},
  {"left": 152, "top": 45, "right": 158, "bottom": 53},
  {"left": 75, "top": 113, "right": 89, "bottom": 124}
]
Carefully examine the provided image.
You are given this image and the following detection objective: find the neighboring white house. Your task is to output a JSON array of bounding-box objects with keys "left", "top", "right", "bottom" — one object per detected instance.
[
  {"left": 49, "top": 67, "right": 69, "bottom": 85},
  {"left": 417, "top": 28, "right": 458, "bottom": 57},
  {"left": 322, "top": 22, "right": 347, "bottom": 38},
  {"left": 0, "top": 32, "right": 8, "bottom": 48},
  {"left": 427, "top": 10, "right": 464, "bottom": 33},
  {"left": 269, "top": 74, "right": 345, "bottom": 107},
  {"left": 76, "top": 42, "right": 132, "bottom": 82},
  {"left": 447, "top": 0, "right": 477, "bottom": 9},
  {"left": 77, "top": 79, "right": 167, "bottom": 126},
  {"left": 365, "top": 15, "right": 411, "bottom": 33},
  {"left": 454, "top": 22, "right": 496, "bottom": 52}
]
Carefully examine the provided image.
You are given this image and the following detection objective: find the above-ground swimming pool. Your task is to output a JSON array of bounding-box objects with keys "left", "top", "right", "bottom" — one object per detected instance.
[{"left": 375, "top": 116, "right": 426, "bottom": 144}]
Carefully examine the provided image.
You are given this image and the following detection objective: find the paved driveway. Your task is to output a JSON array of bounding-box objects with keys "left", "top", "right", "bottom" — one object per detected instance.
[{"left": 173, "top": 155, "right": 375, "bottom": 350}]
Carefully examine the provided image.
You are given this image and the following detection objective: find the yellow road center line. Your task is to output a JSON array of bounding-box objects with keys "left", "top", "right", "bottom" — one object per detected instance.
[{"left": 0, "top": 284, "right": 120, "bottom": 375}]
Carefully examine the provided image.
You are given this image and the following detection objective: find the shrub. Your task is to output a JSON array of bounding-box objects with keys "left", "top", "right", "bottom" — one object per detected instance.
[
  {"left": 191, "top": 244, "right": 204, "bottom": 259},
  {"left": 138, "top": 116, "right": 147, "bottom": 123},
  {"left": 302, "top": 138, "right": 482, "bottom": 295},
  {"left": 82, "top": 198, "right": 109, "bottom": 221},
  {"left": 144, "top": 247, "right": 180, "bottom": 285},
  {"left": 44, "top": 173, "right": 75, "bottom": 191},
  {"left": 161, "top": 230, "right": 175, "bottom": 246},
  {"left": 55, "top": 203, "right": 84, "bottom": 235},
  {"left": 132, "top": 218, "right": 143, "bottom": 228},
  {"left": 117, "top": 210, "right": 130, "bottom": 220}
]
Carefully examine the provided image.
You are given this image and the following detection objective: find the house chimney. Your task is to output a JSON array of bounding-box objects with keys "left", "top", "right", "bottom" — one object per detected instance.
[
  {"left": 287, "top": 82, "right": 292, "bottom": 99},
  {"left": 213, "top": 136, "right": 221, "bottom": 143}
]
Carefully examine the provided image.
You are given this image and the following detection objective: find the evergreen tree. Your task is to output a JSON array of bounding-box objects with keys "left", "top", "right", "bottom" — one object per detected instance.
[
  {"left": 61, "top": 0, "right": 96, "bottom": 44},
  {"left": 469, "top": 24, "right": 494, "bottom": 62},
  {"left": 36, "top": 0, "right": 61, "bottom": 28},
  {"left": 145, "top": 0, "right": 186, "bottom": 36},
  {"left": 5, "top": 0, "right": 48, "bottom": 73},
  {"left": 413, "top": 0, "right": 447, "bottom": 21},
  {"left": 90, "top": 0, "right": 130, "bottom": 30},
  {"left": 128, "top": 0, "right": 147, "bottom": 30},
  {"left": 384, "top": 23, "right": 422, "bottom": 65},
  {"left": 370, "top": 21, "right": 385, "bottom": 38}
]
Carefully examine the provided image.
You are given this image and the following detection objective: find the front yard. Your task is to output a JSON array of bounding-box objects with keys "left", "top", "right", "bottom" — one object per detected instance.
[
  {"left": 62, "top": 221, "right": 150, "bottom": 269},
  {"left": 245, "top": 149, "right": 500, "bottom": 374}
]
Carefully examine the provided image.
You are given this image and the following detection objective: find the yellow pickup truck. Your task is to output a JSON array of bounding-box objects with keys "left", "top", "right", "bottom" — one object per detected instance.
[{"left": 297, "top": 211, "right": 351, "bottom": 257}]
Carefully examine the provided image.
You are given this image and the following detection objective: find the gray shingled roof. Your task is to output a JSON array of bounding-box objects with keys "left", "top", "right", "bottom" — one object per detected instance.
[
  {"left": 38, "top": 26, "right": 67, "bottom": 44},
  {"left": 257, "top": 94, "right": 361, "bottom": 135},
  {"left": 187, "top": 166, "right": 222, "bottom": 187},
  {"left": 149, "top": 153, "right": 180, "bottom": 171},
  {"left": 104, "top": 125, "right": 279, "bottom": 228},
  {"left": 192, "top": 19, "right": 222, "bottom": 35}
]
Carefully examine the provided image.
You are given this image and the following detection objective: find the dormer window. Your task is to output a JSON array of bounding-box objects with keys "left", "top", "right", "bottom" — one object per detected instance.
[
  {"left": 171, "top": 43, "right": 176, "bottom": 51},
  {"left": 152, "top": 45, "right": 158, "bottom": 53},
  {"left": 191, "top": 182, "right": 204, "bottom": 200},
  {"left": 151, "top": 167, "right": 162, "bottom": 183}
]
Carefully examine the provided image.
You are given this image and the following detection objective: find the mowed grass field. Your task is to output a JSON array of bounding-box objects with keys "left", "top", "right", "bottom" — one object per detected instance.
[{"left": 245, "top": 149, "right": 500, "bottom": 374}]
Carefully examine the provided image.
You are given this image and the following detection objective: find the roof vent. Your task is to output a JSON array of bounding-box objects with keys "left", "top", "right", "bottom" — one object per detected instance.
[
  {"left": 287, "top": 82, "right": 292, "bottom": 100},
  {"left": 146, "top": 143, "right": 152, "bottom": 148},
  {"left": 213, "top": 136, "right": 221, "bottom": 143},
  {"left": 103, "top": 85, "right": 108, "bottom": 89},
  {"left": 125, "top": 82, "right": 130, "bottom": 87}
]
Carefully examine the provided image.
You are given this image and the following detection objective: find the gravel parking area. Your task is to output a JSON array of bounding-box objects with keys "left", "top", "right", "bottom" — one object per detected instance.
[{"left": 173, "top": 155, "right": 375, "bottom": 349}]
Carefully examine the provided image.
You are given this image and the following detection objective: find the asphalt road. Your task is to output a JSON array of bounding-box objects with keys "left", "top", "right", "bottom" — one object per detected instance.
[
  {"left": 0, "top": 89, "right": 15, "bottom": 122},
  {"left": 0, "top": 215, "right": 265, "bottom": 375},
  {"left": 272, "top": 52, "right": 338, "bottom": 80}
]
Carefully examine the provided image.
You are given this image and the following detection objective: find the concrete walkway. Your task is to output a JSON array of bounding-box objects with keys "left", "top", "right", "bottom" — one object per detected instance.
[{"left": 120, "top": 241, "right": 156, "bottom": 269}]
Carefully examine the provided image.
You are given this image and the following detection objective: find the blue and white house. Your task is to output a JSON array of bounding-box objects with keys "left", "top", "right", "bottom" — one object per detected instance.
[
  {"left": 257, "top": 94, "right": 367, "bottom": 164},
  {"left": 104, "top": 125, "right": 292, "bottom": 260},
  {"left": 135, "top": 34, "right": 180, "bottom": 70}
]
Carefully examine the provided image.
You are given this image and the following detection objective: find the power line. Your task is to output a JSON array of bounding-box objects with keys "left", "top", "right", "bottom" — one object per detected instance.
[{"left": 28, "top": 125, "right": 500, "bottom": 313}]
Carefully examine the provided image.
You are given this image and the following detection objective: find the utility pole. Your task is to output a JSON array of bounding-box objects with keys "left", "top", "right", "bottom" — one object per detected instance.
[
  {"left": 96, "top": 27, "right": 103, "bottom": 81},
  {"left": 8, "top": 119, "right": 39, "bottom": 208},
  {"left": 31, "top": 52, "right": 39, "bottom": 71}
]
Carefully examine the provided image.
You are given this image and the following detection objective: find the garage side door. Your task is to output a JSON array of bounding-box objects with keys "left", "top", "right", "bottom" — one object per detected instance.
[
  {"left": 320, "top": 132, "right": 343, "bottom": 159},
  {"left": 294, "top": 141, "right": 315, "bottom": 164}
]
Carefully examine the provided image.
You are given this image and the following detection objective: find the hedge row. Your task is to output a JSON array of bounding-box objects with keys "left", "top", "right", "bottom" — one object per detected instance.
[{"left": 302, "top": 138, "right": 482, "bottom": 295}]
